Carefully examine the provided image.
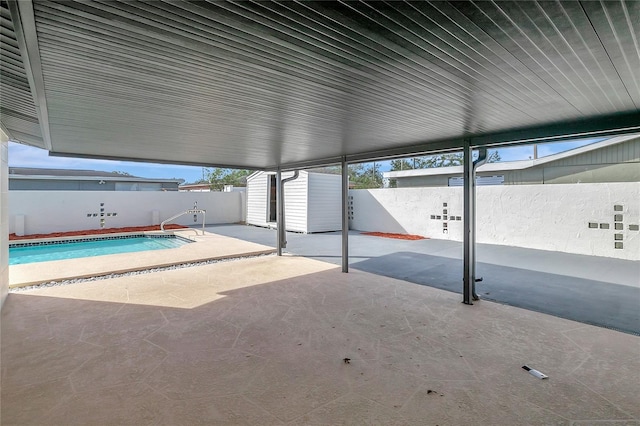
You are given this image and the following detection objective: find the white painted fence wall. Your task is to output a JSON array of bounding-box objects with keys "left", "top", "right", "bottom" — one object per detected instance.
[
  {"left": 350, "top": 183, "right": 640, "bottom": 260},
  {"left": 9, "top": 191, "right": 245, "bottom": 235},
  {"left": 9, "top": 183, "right": 639, "bottom": 260}
]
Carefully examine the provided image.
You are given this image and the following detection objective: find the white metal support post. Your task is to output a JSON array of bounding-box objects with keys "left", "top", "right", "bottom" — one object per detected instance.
[
  {"left": 463, "top": 142, "right": 474, "bottom": 304},
  {"left": 276, "top": 169, "right": 283, "bottom": 256},
  {"left": 463, "top": 142, "right": 487, "bottom": 304},
  {"left": 341, "top": 157, "right": 349, "bottom": 273}
]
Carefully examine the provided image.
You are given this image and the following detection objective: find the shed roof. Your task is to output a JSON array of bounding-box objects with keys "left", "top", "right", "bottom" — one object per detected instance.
[{"left": 1, "top": 1, "right": 639, "bottom": 170}]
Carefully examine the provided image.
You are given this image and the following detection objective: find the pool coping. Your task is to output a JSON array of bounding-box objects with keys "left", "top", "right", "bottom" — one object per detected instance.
[
  {"left": 9, "top": 231, "right": 189, "bottom": 248},
  {"left": 9, "top": 230, "right": 184, "bottom": 245},
  {"left": 9, "top": 230, "right": 276, "bottom": 288}
]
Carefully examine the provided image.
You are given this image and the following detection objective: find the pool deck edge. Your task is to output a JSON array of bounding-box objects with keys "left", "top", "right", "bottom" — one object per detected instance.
[{"left": 9, "top": 231, "right": 276, "bottom": 288}]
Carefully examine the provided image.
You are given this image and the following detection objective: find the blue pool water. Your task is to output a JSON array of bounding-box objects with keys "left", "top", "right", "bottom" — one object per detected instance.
[{"left": 9, "top": 235, "right": 191, "bottom": 265}]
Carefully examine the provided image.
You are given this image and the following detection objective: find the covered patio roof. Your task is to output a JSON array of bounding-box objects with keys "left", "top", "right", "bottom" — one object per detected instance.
[{"left": 1, "top": 1, "right": 639, "bottom": 169}]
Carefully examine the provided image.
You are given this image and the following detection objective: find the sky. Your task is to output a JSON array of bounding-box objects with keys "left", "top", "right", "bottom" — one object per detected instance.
[{"left": 8, "top": 137, "right": 605, "bottom": 183}]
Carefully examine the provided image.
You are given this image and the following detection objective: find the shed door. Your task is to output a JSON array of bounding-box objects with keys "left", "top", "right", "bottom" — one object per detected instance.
[{"left": 268, "top": 175, "right": 277, "bottom": 222}]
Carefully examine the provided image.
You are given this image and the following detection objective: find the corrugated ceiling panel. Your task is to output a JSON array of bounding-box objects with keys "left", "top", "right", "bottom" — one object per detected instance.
[
  {"left": 0, "top": 0, "right": 44, "bottom": 146},
  {"left": 580, "top": 1, "right": 640, "bottom": 108},
  {"left": 0, "top": 113, "right": 40, "bottom": 137},
  {"left": 3, "top": 1, "right": 639, "bottom": 168}
]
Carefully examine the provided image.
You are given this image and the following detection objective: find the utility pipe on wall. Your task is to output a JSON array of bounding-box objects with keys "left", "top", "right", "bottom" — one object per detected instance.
[
  {"left": 276, "top": 170, "right": 299, "bottom": 255},
  {"left": 471, "top": 147, "right": 487, "bottom": 297}
]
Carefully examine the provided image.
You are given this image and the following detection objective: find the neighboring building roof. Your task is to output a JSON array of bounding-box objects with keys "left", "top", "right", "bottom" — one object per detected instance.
[
  {"left": 179, "top": 183, "right": 211, "bottom": 189},
  {"left": 384, "top": 134, "right": 639, "bottom": 180},
  {"left": 9, "top": 167, "right": 183, "bottom": 184},
  {"left": 179, "top": 183, "right": 212, "bottom": 191}
]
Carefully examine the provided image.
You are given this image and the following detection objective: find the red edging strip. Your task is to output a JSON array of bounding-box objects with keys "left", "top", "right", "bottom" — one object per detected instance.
[
  {"left": 361, "top": 232, "right": 427, "bottom": 241},
  {"left": 9, "top": 224, "right": 189, "bottom": 241}
]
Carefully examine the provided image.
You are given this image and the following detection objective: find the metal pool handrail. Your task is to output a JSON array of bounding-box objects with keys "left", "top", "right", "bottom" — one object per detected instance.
[{"left": 160, "top": 209, "right": 206, "bottom": 235}]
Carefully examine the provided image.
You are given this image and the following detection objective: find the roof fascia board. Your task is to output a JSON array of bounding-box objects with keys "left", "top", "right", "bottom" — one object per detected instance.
[
  {"left": 272, "top": 140, "right": 466, "bottom": 172},
  {"left": 527, "top": 134, "right": 637, "bottom": 166},
  {"left": 52, "top": 114, "right": 640, "bottom": 173},
  {"left": 469, "top": 112, "right": 640, "bottom": 147},
  {"left": 277, "top": 113, "right": 640, "bottom": 171},
  {"left": 7, "top": 0, "right": 53, "bottom": 150},
  {"left": 271, "top": 157, "right": 344, "bottom": 173},
  {"left": 346, "top": 139, "right": 465, "bottom": 165},
  {"left": 384, "top": 161, "right": 532, "bottom": 178},
  {"left": 386, "top": 165, "right": 464, "bottom": 178},
  {"left": 384, "top": 133, "right": 639, "bottom": 178}
]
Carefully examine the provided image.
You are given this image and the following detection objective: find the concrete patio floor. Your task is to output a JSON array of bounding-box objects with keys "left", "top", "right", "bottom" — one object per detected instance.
[
  {"left": 206, "top": 225, "right": 640, "bottom": 335},
  {"left": 2, "top": 255, "right": 639, "bottom": 425}
]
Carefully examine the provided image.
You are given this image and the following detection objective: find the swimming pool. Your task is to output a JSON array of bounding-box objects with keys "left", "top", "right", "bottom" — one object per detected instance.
[{"left": 9, "top": 235, "right": 191, "bottom": 265}]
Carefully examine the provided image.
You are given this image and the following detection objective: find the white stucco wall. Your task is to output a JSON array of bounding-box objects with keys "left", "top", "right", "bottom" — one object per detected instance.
[
  {"left": 1, "top": 134, "right": 9, "bottom": 308},
  {"left": 350, "top": 183, "right": 640, "bottom": 260},
  {"left": 9, "top": 191, "right": 245, "bottom": 235}
]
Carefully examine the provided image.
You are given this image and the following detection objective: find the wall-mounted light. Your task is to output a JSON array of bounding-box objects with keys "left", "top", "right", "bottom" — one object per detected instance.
[{"left": 98, "top": 180, "right": 106, "bottom": 185}]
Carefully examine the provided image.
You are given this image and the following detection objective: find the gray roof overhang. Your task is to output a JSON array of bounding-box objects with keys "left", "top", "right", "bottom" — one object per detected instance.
[{"left": 2, "top": 1, "right": 639, "bottom": 170}]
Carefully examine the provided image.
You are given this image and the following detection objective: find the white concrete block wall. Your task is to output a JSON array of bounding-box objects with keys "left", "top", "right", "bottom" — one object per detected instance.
[
  {"left": 7, "top": 182, "right": 639, "bottom": 261},
  {"left": 477, "top": 183, "right": 639, "bottom": 260},
  {"left": 9, "top": 191, "right": 245, "bottom": 235},
  {"left": 350, "top": 183, "right": 640, "bottom": 260},
  {"left": 349, "top": 187, "right": 464, "bottom": 240}
]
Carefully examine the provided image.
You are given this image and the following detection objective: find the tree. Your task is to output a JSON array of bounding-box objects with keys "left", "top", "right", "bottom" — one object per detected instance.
[
  {"left": 349, "top": 163, "right": 383, "bottom": 189},
  {"left": 390, "top": 150, "right": 501, "bottom": 172},
  {"left": 185, "top": 178, "right": 209, "bottom": 185},
  {"left": 486, "top": 150, "right": 501, "bottom": 163},
  {"left": 307, "top": 166, "right": 341, "bottom": 175},
  {"left": 204, "top": 168, "right": 252, "bottom": 191},
  {"left": 389, "top": 153, "right": 464, "bottom": 171},
  {"left": 389, "top": 159, "right": 415, "bottom": 171},
  {"left": 388, "top": 150, "right": 501, "bottom": 187}
]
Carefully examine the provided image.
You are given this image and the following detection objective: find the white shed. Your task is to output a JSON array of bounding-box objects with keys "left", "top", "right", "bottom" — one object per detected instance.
[{"left": 246, "top": 171, "right": 342, "bottom": 233}]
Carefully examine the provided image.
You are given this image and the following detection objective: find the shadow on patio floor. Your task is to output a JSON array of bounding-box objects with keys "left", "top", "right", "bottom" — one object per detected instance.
[{"left": 2, "top": 256, "right": 638, "bottom": 425}]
